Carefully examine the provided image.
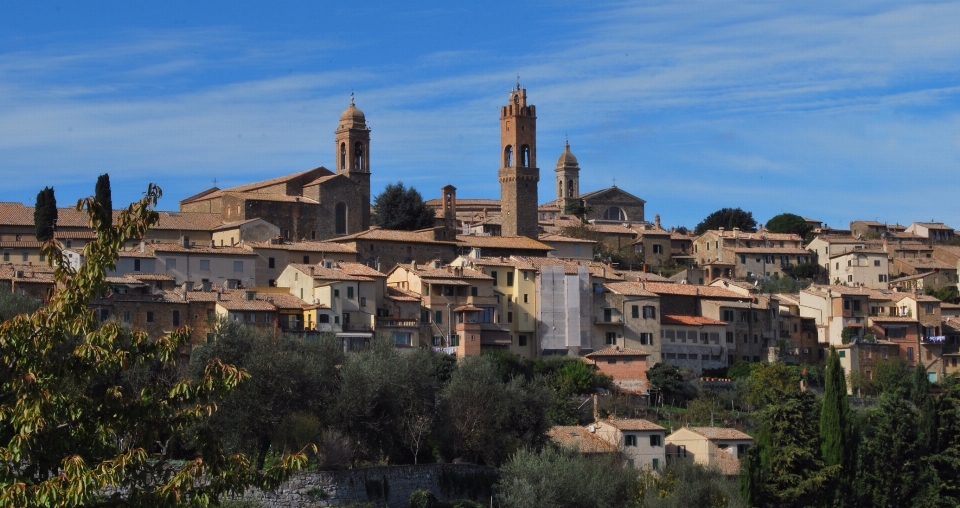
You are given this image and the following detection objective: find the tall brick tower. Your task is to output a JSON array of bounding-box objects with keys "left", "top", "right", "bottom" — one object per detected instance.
[
  {"left": 335, "top": 96, "right": 371, "bottom": 231},
  {"left": 498, "top": 85, "right": 539, "bottom": 238}
]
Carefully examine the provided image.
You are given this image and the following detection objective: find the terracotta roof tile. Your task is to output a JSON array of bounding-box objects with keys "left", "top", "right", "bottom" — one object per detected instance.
[
  {"left": 604, "top": 418, "right": 665, "bottom": 431},
  {"left": 641, "top": 282, "right": 746, "bottom": 300},
  {"left": 331, "top": 228, "right": 455, "bottom": 245},
  {"left": 386, "top": 286, "right": 421, "bottom": 301},
  {"left": 603, "top": 281, "right": 659, "bottom": 297},
  {"left": 456, "top": 235, "right": 553, "bottom": 251},
  {"left": 287, "top": 263, "right": 376, "bottom": 282},
  {"left": 662, "top": 314, "right": 728, "bottom": 326},
  {"left": 547, "top": 426, "right": 618, "bottom": 454},
  {"left": 585, "top": 347, "right": 650, "bottom": 357},
  {"left": 687, "top": 427, "right": 753, "bottom": 441},
  {"left": 538, "top": 234, "right": 597, "bottom": 244},
  {"left": 246, "top": 240, "right": 358, "bottom": 253}
]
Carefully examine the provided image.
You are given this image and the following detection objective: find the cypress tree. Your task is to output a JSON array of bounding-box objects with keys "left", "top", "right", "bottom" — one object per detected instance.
[
  {"left": 34, "top": 187, "right": 57, "bottom": 241},
  {"left": 820, "top": 346, "right": 850, "bottom": 505},
  {"left": 95, "top": 173, "right": 113, "bottom": 231}
]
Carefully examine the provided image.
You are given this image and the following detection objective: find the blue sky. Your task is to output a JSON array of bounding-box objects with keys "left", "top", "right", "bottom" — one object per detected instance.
[{"left": 2, "top": 1, "right": 959, "bottom": 230}]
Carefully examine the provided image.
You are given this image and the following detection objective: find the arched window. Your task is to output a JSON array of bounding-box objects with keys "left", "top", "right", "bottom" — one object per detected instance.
[
  {"left": 603, "top": 206, "right": 627, "bottom": 221},
  {"left": 504, "top": 146, "right": 513, "bottom": 167},
  {"left": 558, "top": 180, "right": 563, "bottom": 198},
  {"left": 340, "top": 142, "right": 346, "bottom": 170},
  {"left": 520, "top": 145, "right": 530, "bottom": 167},
  {"left": 335, "top": 202, "right": 348, "bottom": 235},
  {"left": 568, "top": 179, "right": 575, "bottom": 197},
  {"left": 354, "top": 142, "right": 365, "bottom": 171}
]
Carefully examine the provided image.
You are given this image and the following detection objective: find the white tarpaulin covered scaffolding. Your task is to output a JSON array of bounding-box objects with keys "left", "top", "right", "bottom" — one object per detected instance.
[{"left": 538, "top": 264, "right": 591, "bottom": 353}]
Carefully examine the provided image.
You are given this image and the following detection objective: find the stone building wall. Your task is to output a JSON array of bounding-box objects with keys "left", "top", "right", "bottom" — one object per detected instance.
[{"left": 236, "top": 463, "right": 497, "bottom": 508}]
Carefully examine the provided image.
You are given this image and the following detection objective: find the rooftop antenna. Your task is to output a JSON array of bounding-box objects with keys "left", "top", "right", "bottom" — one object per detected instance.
[{"left": 212, "top": 178, "right": 218, "bottom": 187}]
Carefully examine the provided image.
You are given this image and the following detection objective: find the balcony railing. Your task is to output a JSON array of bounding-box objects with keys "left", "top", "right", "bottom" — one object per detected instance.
[
  {"left": 594, "top": 315, "right": 623, "bottom": 324},
  {"left": 342, "top": 323, "right": 373, "bottom": 332},
  {"left": 375, "top": 317, "right": 419, "bottom": 328}
]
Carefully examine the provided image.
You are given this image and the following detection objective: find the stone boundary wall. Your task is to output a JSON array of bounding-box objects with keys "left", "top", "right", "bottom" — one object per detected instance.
[{"left": 239, "top": 463, "right": 498, "bottom": 508}]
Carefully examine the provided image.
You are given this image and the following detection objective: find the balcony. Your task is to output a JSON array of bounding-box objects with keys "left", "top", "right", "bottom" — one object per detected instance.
[
  {"left": 343, "top": 323, "right": 373, "bottom": 332},
  {"left": 375, "top": 317, "right": 419, "bottom": 328},
  {"left": 594, "top": 315, "right": 624, "bottom": 325}
]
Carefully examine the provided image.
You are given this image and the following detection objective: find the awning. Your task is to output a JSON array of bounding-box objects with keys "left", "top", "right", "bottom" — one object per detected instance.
[{"left": 336, "top": 332, "right": 373, "bottom": 338}]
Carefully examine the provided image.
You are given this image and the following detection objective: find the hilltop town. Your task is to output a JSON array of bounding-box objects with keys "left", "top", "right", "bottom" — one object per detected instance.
[{"left": 4, "top": 85, "right": 960, "bottom": 506}]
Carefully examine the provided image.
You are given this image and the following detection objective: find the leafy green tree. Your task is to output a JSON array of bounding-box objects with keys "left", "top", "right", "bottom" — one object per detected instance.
[
  {"left": 189, "top": 321, "right": 342, "bottom": 469},
  {"left": 874, "top": 357, "right": 911, "bottom": 397},
  {"left": 0, "top": 282, "right": 40, "bottom": 322},
  {"left": 496, "top": 446, "right": 640, "bottom": 508},
  {"left": 639, "top": 460, "right": 745, "bottom": 508},
  {"left": 94, "top": 173, "right": 113, "bottom": 232},
  {"left": 784, "top": 262, "right": 818, "bottom": 280},
  {"left": 764, "top": 213, "right": 812, "bottom": 240},
  {"left": 371, "top": 182, "right": 435, "bottom": 230},
  {"left": 647, "top": 362, "right": 695, "bottom": 406},
  {"left": 820, "top": 347, "right": 852, "bottom": 506},
  {"left": 334, "top": 339, "right": 439, "bottom": 464},
  {"left": 741, "top": 390, "right": 828, "bottom": 508},
  {"left": 745, "top": 361, "right": 800, "bottom": 408},
  {"left": 694, "top": 207, "right": 757, "bottom": 235},
  {"left": 33, "top": 186, "right": 57, "bottom": 241},
  {"left": 441, "top": 355, "right": 550, "bottom": 466},
  {"left": 852, "top": 392, "right": 932, "bottom": 507},
  {"left": 562, "top": 199, "right": 592, "bottom": 222},
  {"left": 925, "top": 285, "right": 960, "bottom": 304},
  {"left": 0, "top": 184, "right": 308, "bottom": 507}
]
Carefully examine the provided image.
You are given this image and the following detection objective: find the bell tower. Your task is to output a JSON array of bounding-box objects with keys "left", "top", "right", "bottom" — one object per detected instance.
[
  {"left": 335, "top": 96, "right": 371, "bottom": 231},
  {"left": 498, "top": 85, "right": 539, "bottom": 238},
  {"left": 555, "top": 140, "right": 580, "bottom": 213}
]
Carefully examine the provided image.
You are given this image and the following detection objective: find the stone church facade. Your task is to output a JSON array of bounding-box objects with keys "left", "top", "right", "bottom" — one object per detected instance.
[{"left": 179, "top": 101, "right": 372, "bottom": 243}]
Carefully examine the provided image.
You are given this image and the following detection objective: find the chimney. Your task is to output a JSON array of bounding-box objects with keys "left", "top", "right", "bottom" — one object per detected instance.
[
  {"left": 309, "top": 266, "right": 315, "bottom": 277},
  {"left": 139, "top": 240, "right": 146, "bottom": 253},
  {"left": 655, "top": 214, "right": 661, "bottom": 229},
  {"left": 210, "top": 239, "right": 215, "bottom": 248},
  {"left": 411, "top": 260, "right": 417, "bottom": 270}
]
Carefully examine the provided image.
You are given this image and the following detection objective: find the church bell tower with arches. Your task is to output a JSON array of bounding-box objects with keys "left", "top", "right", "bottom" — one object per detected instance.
[
  {"left": 335, "top": 95, "right": 371, "bottom": 232},
  {"left": 498, "top": 84, "right": 539, "bottom": 238}
]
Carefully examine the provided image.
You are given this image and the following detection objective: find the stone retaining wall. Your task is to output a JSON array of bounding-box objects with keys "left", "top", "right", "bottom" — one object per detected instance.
[{"left": 239, "top": 463, "right": 497, "bottom": 508}]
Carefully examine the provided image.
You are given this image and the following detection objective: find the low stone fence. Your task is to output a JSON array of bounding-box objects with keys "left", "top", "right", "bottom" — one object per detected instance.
[{"left": 239, "top": 463, "right": 498, "bottom": 508}]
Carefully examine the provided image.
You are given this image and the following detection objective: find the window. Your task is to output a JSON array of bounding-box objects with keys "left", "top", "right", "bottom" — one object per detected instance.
[
  {"left": 206, "top": 309, "right": 215, "bottom": 321},
  {"left": 507, "top": 312, "right": 513, "bottom": 323},
  {"left": 434, "top": 310, "right": 443, "bottom": 324},
  {"left": 606, "top": 332, "right": 616, "bottom": 345},
  {"left": 624, "top": 435, "right": 637, "bottom": 447},
  {"left": 471, "top": 286, "right": 478, "bottom": 296},
  {"left": 519, "top": 335, "right": 527, "bottom": 346},
  {"left": 347, "top": 286, "right": 355, "bottom": 299},
  {"left": 650, "top": 434, "right": 662, "bottom": 446},
  {"left": 726, "top": 332, "right": 734, "bottom": 343},
  {"left": 522, "top": 271, "right": 529, "bottom": 281},
  {"left": 303, "top": 255, "right": 310, "bottom": 264},
  {"left": 268, "top": 257, "right": 275, "bottom": 268},
  {"left": 879, "top": 274, "right": 887, "bottom": 282},
  {"left": 908, "top": 347, "right": 914, "bottom": 362},
  {"left": 146, "top": 311, "right": 154, "bottom": 323},
  {"left": 233, "top": 261, "right": 243, "bottom": 272},
  {"left": 643, "top": 306, "right": 656, "bottom": 319},
  {"left": 678, "top": 445, "right": 687, "bottom": 458},
  {"left": 737, "top": 444, "right": 750, "bottom": 456},
  {"left": 722, "top": 310, "right": 734, "bottom": 321},
  {"left": 318, "top": 314, "right": 330, "bottom": 323},
  {"left": 632, "top": 305, "right": 640, "bottom": 319},
  {"left": 640, "top": 333, "right": 653, "bottom": 345},
  {"left": 838, "top": 350, "right": 845, "bottom": 358},
  {"left": 701, "top": 333, "right": 709, "bottom": 344},
  {"left": 506, "top": 272, "right": 514, "bottom": 286},
  {"left": 651, "top": 457, "right": 660, "bottom": 470},
  {"left": 523, "top": 294, "right": 528, "bottom": 303},
  {"left": 740, "top": 255, "right": 746, "bottom": 264},
  {"left": 335, "top": 202, "right": 348, "bottom": 235},
  {"left": 172, "top": 310, "right": 180, "bottom": 326},
  {"left": 360, "top": 296, "right": 366, "bottom": 307},
  {"left": 710, "top": 332, "right": 720, "bottom": 344},
  {"left": 490, "top": 271, "right": 498, "bottom": 285},
  {"left": 134, "top": 259, "right": 141, "bottom": 271},
  {"left": 123, "top": 311, "right": 131, "bottom": 322},
  {"left": 874, "top": 260, "right": 881, "bottom": 267},
  {"left": 653, "top": 244, "right": 663, "bottom": 254},
  {"left": 200, "top": 259, "right": 210, "bottom": 270}
]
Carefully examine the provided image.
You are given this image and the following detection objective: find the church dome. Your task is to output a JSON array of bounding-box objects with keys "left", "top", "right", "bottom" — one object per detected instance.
[
  {"left": 339, "top": 102, "right": 366, "bottom": 127},
  {"left": 556, "top": 141, "right": 579, "bottom": 167}
]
